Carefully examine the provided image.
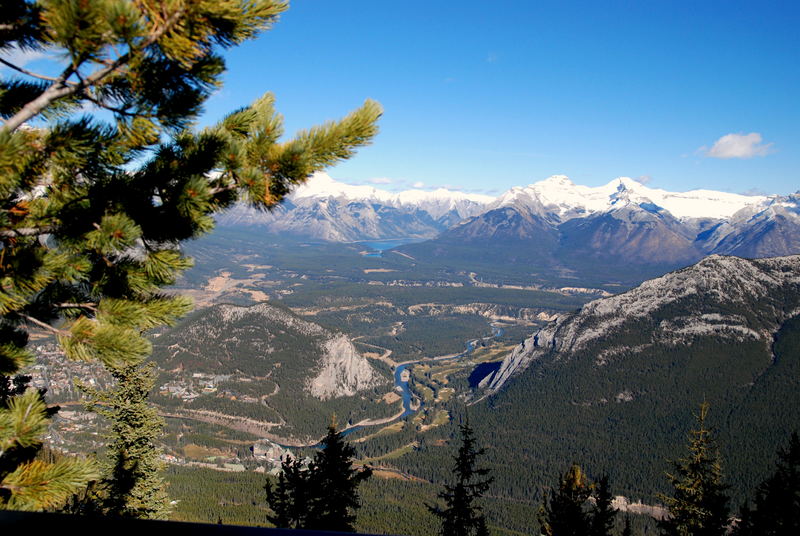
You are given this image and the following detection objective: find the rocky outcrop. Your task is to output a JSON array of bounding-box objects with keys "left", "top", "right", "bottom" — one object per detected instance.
[
  {"left": 406, "top": 302, "right": 556, "bottom": 323},
  {"left": 307, "top": 334, "right": 384, "bottom": 400}
]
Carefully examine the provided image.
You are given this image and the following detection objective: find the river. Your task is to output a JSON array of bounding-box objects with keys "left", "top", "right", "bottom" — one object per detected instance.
[{"left": 392, "top": 326, "right": 505, "bottom": 418}]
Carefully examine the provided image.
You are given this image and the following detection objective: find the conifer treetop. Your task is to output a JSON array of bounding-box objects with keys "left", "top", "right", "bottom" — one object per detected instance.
[{"left": 658, "top": 402, "right": 730, "bottom": 536}]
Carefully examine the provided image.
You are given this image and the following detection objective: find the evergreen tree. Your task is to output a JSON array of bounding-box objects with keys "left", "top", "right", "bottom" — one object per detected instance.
[
  {"left": 305, "top": 423, "right": 372, "bottom": 532},
  {"left": 622, "top": 515, "right": 633, "bottom": 536},
  {"left": 590, "top": 475, "right": 617, "bottom": 536},
  {"left": 1, "top": 0, "right": 380, "bottom": 511},
  {"left": 80, "top": 362, "right": 169, "bottom": 518},
  {"left": 428, "top": 422, "right": 493, "bottom": 536},
  {"left": 733, "top": 432, "right": 800, "bottom": 536},
  {"left": 658, "top": 402, "right": 730, "bottom": 536},
  {"left": 265, "top": 454, "right": 312, "bottom": 529},
  {"left": 539, "top": 465, "right": 593, "bottom": 536}
]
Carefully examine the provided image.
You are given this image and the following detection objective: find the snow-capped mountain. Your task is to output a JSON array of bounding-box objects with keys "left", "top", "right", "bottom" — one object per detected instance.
[
  {"left": 216, "top": 172, "right": 798, "bottom": 266},
  {"left": 216, "top": 172, "right": 493, "bottom": 241},
  {"left": 491, "top": 175, "right": 767, "bottom": 221},
  {"left": 406, "top": 175, "right": 799, "bottom": 269}
]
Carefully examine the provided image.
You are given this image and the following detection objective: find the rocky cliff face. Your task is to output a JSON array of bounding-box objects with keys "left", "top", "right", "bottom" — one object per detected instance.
[
  {"left": 307, "top": 334, "right": 384, "bottom": 399},
  {"left": 484, "top": 255, "right": 800, "bottom": 393}
]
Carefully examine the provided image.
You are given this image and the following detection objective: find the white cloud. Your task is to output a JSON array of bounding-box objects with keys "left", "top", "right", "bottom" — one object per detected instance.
[
  {"left": 366, "top": 177, "right": 393, "bottom": 185},
  {"left": 412, "top": 181, "right": 425, "bottom": 188},
  {"left": 633, "top": 175, "right": 653, "bottom": 185},
  {"left": 703, "top": 132, "right": 774, "bottom": 159}
]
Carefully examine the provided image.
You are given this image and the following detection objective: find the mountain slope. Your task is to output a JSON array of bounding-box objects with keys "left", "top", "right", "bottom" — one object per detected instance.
[
  {"left": 150, "top": 302, "right": 393, "bottom": 440},
  {"left": 395, "top": 177, "right": 799, "bottom": 285},
  {"left": 469, "top": 255, "right": 800, "bottom": 503}
]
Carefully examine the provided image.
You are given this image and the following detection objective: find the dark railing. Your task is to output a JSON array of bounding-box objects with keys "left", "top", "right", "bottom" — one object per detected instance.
[{"left": 0, "top": 511, "right": 389, "bottom": 536}]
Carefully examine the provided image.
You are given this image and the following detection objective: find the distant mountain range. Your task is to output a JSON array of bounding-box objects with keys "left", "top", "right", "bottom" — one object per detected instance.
[
  {"left": 214, "top": 173, "right": 800, "bottom": 282},
  {"left": 216, "top": 173, "right": 492, "bottom": 241},
  {"left": 408, "top": 176, "right": 800, "bottom": 267}
]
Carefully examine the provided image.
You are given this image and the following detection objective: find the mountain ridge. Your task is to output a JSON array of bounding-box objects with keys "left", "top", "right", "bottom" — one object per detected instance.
[{"left": 483, "top": 254, "right": 800, "bottom": 393}]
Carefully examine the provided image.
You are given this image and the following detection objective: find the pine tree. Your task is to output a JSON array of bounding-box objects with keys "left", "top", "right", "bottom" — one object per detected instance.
[
  {"left": 265, "top": 454, "right": 312, "bottom": 529},
  {"left": 1, "top": 1, "right": 380, "bottom": 511},
  {"left": 590, "top": 475, "right": 617, "bottom": 536},
  {"left": 733, "top": 432, "right": 800, "bottom": 536},
  {"left": 539, "top": 465, "right": 593, "bottom": 536},
  {"left": 79, "top": 362, "right": 169, "bottom": 518},
  {"left": 622, "top": 515, "right": 633, "bottom": 536},
  {"left": 428, "top": 422, "right": 493, "bottom": 536},
  {"left": 305, "top": 423, "right": 372, "bottom": 532},
  {"left": 539, "top": 467, "right": 618, "bottom": 536},
  {"left": 658, "top": 402, "right": 730, "bottom": 536}
]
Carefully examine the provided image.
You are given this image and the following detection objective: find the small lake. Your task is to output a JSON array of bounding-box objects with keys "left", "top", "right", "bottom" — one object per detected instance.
[{"left": 357, "top": 238, "right": 427, "bottom": 257}]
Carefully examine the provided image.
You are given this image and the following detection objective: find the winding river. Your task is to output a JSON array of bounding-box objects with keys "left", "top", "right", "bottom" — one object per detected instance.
[{"left": 392, "top": 326, "right": 505, "bottom": 418}]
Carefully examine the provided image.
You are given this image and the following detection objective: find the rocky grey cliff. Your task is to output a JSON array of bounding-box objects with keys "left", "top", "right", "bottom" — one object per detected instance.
[
  {"left": 307, "top": 334, "right": 384, "bottom": 399},
  {"left": 484, "top": 255, "right": 800, "bottom": 393}
]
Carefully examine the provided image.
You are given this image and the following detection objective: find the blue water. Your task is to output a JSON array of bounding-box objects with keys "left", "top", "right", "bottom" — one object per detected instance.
[
  {"left": 358, "top": 238, "right": 426, "bottom": 257},
  {"left": 394, "top": 327, "right": 505, "bottom": 417}
]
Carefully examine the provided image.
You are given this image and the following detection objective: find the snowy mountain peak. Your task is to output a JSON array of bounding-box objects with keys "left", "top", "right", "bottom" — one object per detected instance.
[
  {"left": 291, "top": 172, "right": 493, "bottom": 206},
  {"left": 495, "top": 175, "right": 770, "bottom": 221},
  {"left": 538, "top": 174, "right": 575, "bottom": 187}
]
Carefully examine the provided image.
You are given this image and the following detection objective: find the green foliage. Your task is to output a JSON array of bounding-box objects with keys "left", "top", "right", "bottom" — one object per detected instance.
[
  {"left": 265, "top": 455, "right": 310, "bottom": 529},
  {"left": 733, "top": 432, "right": 800, "bottom": 536},
  {"left": 591, "top": 476, "right": 617, "bottom": 536},
  {"left": 539, "top": 465, "right": 593, "bottom": 536},
  {"left": 539, "top": 467, "right": 618, "bottom": 536},
  {"left": 266, "top": 424, "right": 372, "bottom": 532},
  {"left": 428, "top": 422, "right": 492, "bottom": 536},
  {"left": 658, "top": 403, "right": 730, "bottom": 536},
  {"left": 79, "top": 363, "right": 169, "bottom": 519},
  {"left": 0, "top": 374, "right": 99, "bottom": 510},
  {"left": 622, "top": 516, "right": 633, "bottom": 536},
  {"left": 307, "top": 424, "right": 373, "bottom": 532},
  {"left": 1, "top": 0, "right": 380, "bottom": 512}
]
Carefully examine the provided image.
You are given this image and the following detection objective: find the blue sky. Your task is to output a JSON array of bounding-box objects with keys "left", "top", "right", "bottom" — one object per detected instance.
[{"left": 7, "top": 1, "right": 800, "bottom": 196}]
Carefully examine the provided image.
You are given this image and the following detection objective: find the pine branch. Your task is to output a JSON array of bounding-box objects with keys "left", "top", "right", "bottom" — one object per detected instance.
[
  {"left": 55, "top": 302, "right": 98, "bottom": 311},
  {"left": 21, "top": 314, "right": 69, "bottom": 336},
  {"left": 2, "top": 7, "right": 185, "bottom": 131},
  {"left": 81, "top": 91, "right": 155, "bottom": 119},
  {"left": 0, "top": 57, "right": 77, "bottom": 85},
  {"left": 0, "top": 226, "right": 54, "bottom": 238}
]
